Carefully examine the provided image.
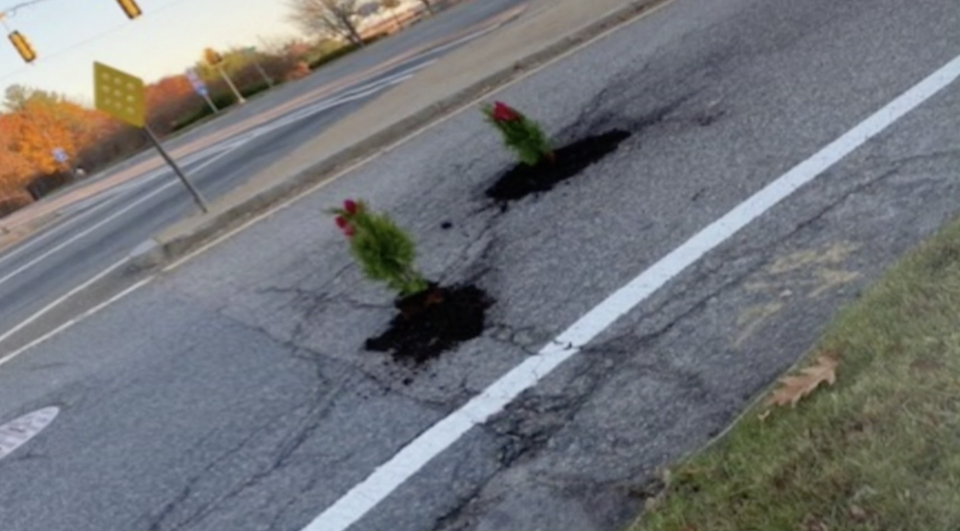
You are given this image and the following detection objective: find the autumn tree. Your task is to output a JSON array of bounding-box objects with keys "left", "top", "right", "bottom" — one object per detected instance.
[
  {"left": 3, "top": 85, "right": 31, "bottom": 111},
  {"left": 286, "top": 0, "right": 365, "bottom": 45},
  {"left": 0, "top": 43, "right": 308, "bottom": 215},
  {"left": 146, "top": 75, "right": 199, "bottom": 134}
]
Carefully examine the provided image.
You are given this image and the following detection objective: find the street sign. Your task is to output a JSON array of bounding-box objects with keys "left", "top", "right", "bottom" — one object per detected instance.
[
  {"left": 93, "top": 61, "right": 209, "bottom": 213},
  {"left": 185, "top": 68, "right": 208, "bottom": 96},
  {"left": 93, "top": 62, "right": 145, "bottom": 128},
  {"left": 51, "top": 147, "right": 68, "bottom": 163},
  {"left": 186, "top": 68, "right": 218, "bottom": 113}
]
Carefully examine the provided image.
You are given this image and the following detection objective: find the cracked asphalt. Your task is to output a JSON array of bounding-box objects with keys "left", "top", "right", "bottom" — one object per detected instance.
[{"left": 2, "top": 0, "right": 960, "bottom": 529}]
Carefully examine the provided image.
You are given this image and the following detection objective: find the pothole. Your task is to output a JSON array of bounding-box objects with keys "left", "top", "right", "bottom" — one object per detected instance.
[
  {"left": 365, "top": 283, "right": 493, "bottom": 365},
  {"left": 0, "top": 407, "right": 59, "bottom": 461},
  {"left": 485, "top": 129, "right": 632, "bottom": 202}
]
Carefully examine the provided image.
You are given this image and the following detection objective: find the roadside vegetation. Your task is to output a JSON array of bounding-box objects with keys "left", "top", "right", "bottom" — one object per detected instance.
[
  {"left": 0, "top": 39, "right": 354, "bottom": 215},
  {"left": 0, "top": 0, "right": 435, "bottom": 216},
  {"left": 632, "top": 216, "right": 960, "bottom": 531}
]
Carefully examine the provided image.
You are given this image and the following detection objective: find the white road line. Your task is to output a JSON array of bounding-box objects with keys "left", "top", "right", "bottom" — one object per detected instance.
[
  {"left": 0, "top": 257, "right": 130, "bottom": 346},
  {"left": 0, "top": 183, "right": 174, "bottom": 282},
  {"left": 0, "top": 14, "right": 512, "bottom": 365},
  {"left": 300, "top": 52, "right": 960, "bottom": 531},
  {"left": 253, "top": 64, "right": 434, "bottom": 135},
  {"left": 0, "top": 60, "right": 435, "bottom": 352},
  {"left": 0, "top": 56, "right": 436, "bottom": 274},
  {"left": 0, "top": 146, "right": 240, "bottom": 290},
  {"left": 0, "top": 151, "right": 224, "bottom": 271},
  {"left": 0, "top": 278, "right": 154, "bottom": 368}
]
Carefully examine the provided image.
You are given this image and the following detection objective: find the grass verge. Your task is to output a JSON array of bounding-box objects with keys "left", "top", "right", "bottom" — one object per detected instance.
[{"left": 632, "top": 217, "right": 960, "bottom": 531}]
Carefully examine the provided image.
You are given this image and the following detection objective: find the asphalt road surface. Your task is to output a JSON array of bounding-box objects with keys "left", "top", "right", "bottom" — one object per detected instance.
[
  {"left": 2, "top": 0, "right": 960, "bottom": 530},
  {"left": 0, "top": 0, "right": 528, "bottom": 348}
]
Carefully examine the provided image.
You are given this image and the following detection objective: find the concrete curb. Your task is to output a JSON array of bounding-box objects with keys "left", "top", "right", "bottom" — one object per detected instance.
[{"left": 135, "top": 0, "right": 666, "bottom": 270}]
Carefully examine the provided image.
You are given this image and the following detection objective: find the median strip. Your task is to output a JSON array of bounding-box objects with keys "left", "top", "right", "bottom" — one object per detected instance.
[{"left": 137, "top": 0, "right": 673, "bottom": 269}]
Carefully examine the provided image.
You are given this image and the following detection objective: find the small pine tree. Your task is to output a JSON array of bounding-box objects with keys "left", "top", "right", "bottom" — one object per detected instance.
[
  {"left": 482, "top": 101, "right": 553, "bottom": 166},
  {"left": 331, "top": 199, "right": 428, "bottom": 296}
]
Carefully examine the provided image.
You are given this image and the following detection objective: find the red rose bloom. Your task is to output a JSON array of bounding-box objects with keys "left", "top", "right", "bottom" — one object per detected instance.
[
  {"left": 335, "top": 216, "right": 353, "bottom": 237},
  {"left": 491, "top": 102, "right": 521, "bottom": 123},
  {"left": 336, "top": 216, "right": 356, "bottom": 237},
  {"left": 343, "top": 200, "right": 359, "bottom": 215}
]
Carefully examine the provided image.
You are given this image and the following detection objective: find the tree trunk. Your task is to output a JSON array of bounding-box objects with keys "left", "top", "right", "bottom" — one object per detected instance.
[{"left": 338, "top": 13, "right": 365, "bottom": 46}]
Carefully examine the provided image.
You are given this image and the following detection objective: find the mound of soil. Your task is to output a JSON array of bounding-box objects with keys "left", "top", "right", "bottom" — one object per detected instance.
[
  {"left": 485, "top": 129, "right": 632, "bottom": 202},
  {"left": 365, "top": 284, "right": 492, "bottom": 364}
]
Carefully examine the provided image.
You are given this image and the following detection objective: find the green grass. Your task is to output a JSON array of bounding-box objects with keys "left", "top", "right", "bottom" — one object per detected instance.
[{"left": 632, "top": 218, "right": 960, "bottom": 531}]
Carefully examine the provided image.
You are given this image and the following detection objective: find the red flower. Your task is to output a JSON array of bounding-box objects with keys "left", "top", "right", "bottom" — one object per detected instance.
[
  {"left": 491, "top": 101, "right": 521, "bottom": 123},
  {"left": 343, "top": 199, "right": 359, "bottom": 215},
  {"left": 335, "top": 215, "right": 354, "bottom": 237}
]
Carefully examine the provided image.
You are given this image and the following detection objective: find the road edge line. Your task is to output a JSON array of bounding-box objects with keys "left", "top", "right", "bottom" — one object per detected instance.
[
  {"left": 0, "top": 278, "right": 154, "bottom": 368},
  {"left": 298, "top": 51, "right": 960, "bottom": 531}
]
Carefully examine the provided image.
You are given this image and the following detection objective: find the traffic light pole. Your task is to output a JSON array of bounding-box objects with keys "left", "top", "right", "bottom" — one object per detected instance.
[{"left": 143, "top": 127, "right": 210, "bottom": 213}]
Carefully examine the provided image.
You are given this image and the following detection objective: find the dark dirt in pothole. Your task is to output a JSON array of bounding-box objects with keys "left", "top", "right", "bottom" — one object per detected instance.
[
  {"left": 485, "top": 129, "right": 632, "bottom": 202},
  {"left": 365, "top": 284, "right": 493, "bottom": 364}
]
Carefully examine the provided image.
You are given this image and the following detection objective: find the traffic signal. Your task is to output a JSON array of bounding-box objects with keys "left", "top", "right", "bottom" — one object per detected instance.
[
  {"left": 116, "top": 0, "right": 142, "bottom": 19},
  {"left": 8, "top": 31, "right": 36, "bottom": 63}
]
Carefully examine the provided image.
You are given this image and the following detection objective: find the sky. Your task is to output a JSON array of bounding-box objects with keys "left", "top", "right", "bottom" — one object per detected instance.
[{"left": 0, "top": 0, "right": 299, "bottom": 105}]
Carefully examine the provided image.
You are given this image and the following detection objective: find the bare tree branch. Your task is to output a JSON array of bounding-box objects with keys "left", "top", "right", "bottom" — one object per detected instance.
[{"left": 286, "top": 0, "right": 365, "bottom": 45}]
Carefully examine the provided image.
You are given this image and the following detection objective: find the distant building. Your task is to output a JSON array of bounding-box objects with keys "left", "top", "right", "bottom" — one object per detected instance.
[
  {"left": 357, "top": 2, "right": 382, "bottom": 17},
  {"left": 356, "top": 0, "right": 426, "bottom": 38}
]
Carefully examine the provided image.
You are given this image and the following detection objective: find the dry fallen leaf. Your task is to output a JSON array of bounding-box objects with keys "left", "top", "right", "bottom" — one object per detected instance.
[
  {"left": 799, "top": 515, "right": 829, "bottom": 531},
  {"left": 766, "top": 355, "right": 838, "bottom": 408},
  {"left": 849, "top": 504, "right": 867, "bottom": 522}
]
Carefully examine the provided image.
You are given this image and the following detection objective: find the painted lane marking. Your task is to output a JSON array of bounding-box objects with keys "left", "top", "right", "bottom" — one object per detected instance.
[
  {"left": 0, "top": 278, "right": 153, "bottom": 368},
  {"left": 0, "top": 258, "right": 131, "bottom": 346},
  {"left": 0, "top": 407, "right": 59, "bottom": 461},
  {"left": 0, "top": 146, "right": 242, "bottom": 290},
  {"left": 300, "top": 51, "right": 960, "bottom": 531},
  {"left": 0, "top": 60, "right": 434, "bottom": 354},
  {"left": 0, "top": 150, "right": 225, "bottom": 272}
]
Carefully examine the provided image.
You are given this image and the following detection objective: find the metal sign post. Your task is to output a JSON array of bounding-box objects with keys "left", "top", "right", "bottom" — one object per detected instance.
[
  {"left": 216, "top": 63, "right": 246, "bottom": 105},
  {"left": 143, "top": 126, "right": 209, "bottom": 213},
  {"left": 94, "top": 61, "right": 209, "bottom": 213},
  {"left": 186, "top": 68, "right": 218, "bottom": 114}
]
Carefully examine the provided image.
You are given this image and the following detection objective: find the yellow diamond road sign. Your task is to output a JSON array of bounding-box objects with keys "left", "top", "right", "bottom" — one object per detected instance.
[{"left": 94, "top": 62, "right": 145, "bottom": 128}]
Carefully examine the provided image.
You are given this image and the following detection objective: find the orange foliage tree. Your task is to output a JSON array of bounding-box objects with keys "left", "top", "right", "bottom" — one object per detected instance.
[{"left": 0, "top": 41, "right": 309, "bottom": 216}]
